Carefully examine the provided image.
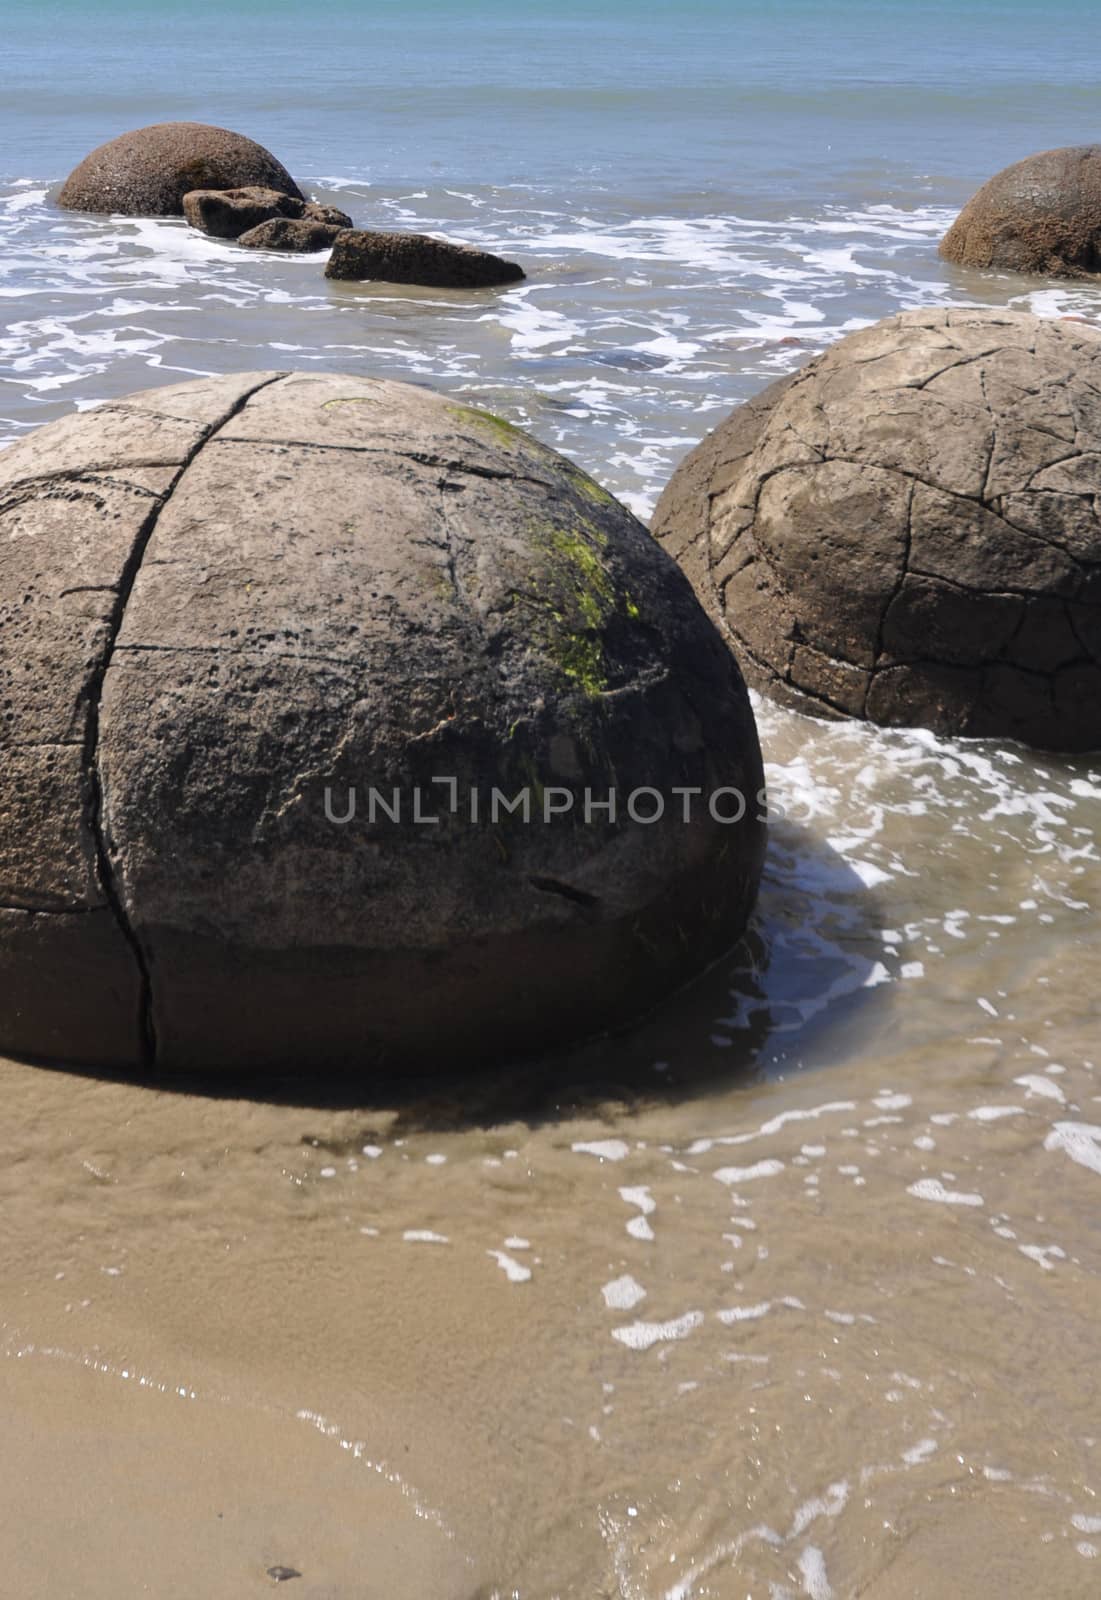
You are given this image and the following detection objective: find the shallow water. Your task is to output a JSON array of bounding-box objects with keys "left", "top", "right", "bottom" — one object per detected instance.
[
  {"left": 3, "top": 1, "right": 1101, "bottom": 1593},
  {"left": 2, "top": 704, "right": 1098, "bottom": 1597}
]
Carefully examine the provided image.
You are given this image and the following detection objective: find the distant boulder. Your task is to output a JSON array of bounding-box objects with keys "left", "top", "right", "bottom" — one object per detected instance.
[
  {"left": 940, "top": 146, "right": 1101, "bottom": 277},
  {"left": 237, "top": 217, "right": 346, "bottom": 252},
  {"left": 326, "top": 229, "right": 524, "bottom": 289},
  {"left": 183, "top": 185, "right": 353, "bottom": 241},
  {"left": 57, "top": 122, "right": 303, "bottom": 217}
]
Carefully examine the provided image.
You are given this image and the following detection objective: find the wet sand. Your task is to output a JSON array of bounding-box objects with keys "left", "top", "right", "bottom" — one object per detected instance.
[{"left": 1, "top": 702, "right": 1098, "bottom": 1597}]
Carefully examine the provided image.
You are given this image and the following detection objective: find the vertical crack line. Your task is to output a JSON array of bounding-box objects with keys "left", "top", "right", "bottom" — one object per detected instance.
[{"left": 81, "top": 373, "right": 288, "bottom": 1069}]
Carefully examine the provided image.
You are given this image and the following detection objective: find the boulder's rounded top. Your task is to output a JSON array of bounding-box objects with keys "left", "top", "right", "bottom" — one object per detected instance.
[
  {"left": 57, "top": 122, "right": 304, "bottom": 216},
  {"left": 940, "top": 146, "right": 1101, "bottom": 276}
]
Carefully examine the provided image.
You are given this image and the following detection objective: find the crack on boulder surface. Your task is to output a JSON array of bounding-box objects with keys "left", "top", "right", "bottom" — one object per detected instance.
[
  {"left": 867, "top": 480, "right": 916, "bottom": 705},
  {"left": 112, "top": 639, "right": 388, "bottom": 669},
  {"left": 658, "top": 311, "right": 1101, "bottom": 748},
  {"left": 208, "top": 433, "right": 558, "bottom": 492},
  {"left": 0, "top": 469, "right": 178, "bottom": 508},
  {"left": 81, "top": 372, "right": 289, "bottom": 1068},
  {"left": 0, "top": 900, "right": 103, "bottom": 917},
  {"left": 528, "top": 875, "right": 601, "bottom": 910}
]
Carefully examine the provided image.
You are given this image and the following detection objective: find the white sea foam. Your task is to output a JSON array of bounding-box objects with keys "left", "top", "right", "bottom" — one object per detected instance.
[
  {"left": 907, "top": 1180, "right": 984, "bottom": 1207},
  {"left": 1044, "top": 1123, "right": 1101, "bottom": 1178},
  {"left": 715, "top": 1160, "right": 784, "bottom": 1185},
  {"left": 602, "top": 1275, "right": 647, "bottom": 1311},
  {"left": 487, "top": 1250, "right": 532, "bottom": 1283},
  {"left": 612, "top": 1311, "right": 703, "bottom": 1351},
  {"left": 573, "top": 1139, "right": 630, "bottom": 1162}
]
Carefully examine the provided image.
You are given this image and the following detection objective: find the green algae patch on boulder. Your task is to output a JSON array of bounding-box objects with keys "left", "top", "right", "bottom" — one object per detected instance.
[
  {"left": 57, "top": 123, "right": 303, "bottom": 217},
  {"left": 0, "top": 372, "right": 765, "bottom": 1076},
  {"left": 653, "top": 308, "right": 1101, "bottom": 752}
]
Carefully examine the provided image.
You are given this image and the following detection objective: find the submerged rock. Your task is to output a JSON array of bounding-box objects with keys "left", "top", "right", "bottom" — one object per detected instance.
[
  {"left": 326, "top": 229, "right": 524, "bottom": 288},
  {"left": 940, "top": 146, "right": 1101, "bottom": 277},
  {"left": 183, "top": 186, "right": 353, "bottom": 241},
  {"left": 652, "top": 308, "right": 1101, "bottom": 751},
  {"left": 237, "top": 217, "right": 346, "bottom": 252},
  {"left": 0, "top": 371, "right": 764, "bottom": 1074},
  {"left": 57, "top": 122, "right": 304, "bottom": 217}
]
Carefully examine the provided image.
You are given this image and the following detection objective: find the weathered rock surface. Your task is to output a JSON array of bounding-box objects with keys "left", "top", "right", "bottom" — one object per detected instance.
[
  {"left": 0, "top": 372, "right": 765, "bottom": 1073},
  {"left": 237, "top": 217, "right": 346, "bottom": 252},
  {"left": 652, "top": 308, "right": 1101, "bottom": 751},
  {"left": 326, "top": 229, "right": 524, "bottom": 288},
  {"left": 302, "top": 203, "right": 354, "bottom": 229},
  {"left": 940, "top": 146, "right": 1101, "bottom": 277},
  {"left": 57, "top": 123, "right": 303, "bottom": 217},
  {"left": 183, "top": 186, "right": 353, "bottom": 240}
]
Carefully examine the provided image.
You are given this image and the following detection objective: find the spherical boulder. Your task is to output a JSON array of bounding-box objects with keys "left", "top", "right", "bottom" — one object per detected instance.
[
  {"left": 940, "top": 146, "right": 1101, "bottom": 277},
  {"left": 652, "top": 308, "right": 1101, "bottom": 751},
  {"left": 326, "top": 229, "right": 524, "bottom": 288},
  {"left": 57, "top": 123, "right": 303, "bottom": 217},
  {"left": 0, "top": 372, "right": 765, "bottom": 1075}
]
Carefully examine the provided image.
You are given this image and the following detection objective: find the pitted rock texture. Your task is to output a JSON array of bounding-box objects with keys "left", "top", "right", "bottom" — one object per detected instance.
[
  {"left": 940, "top": 146, "right": 1101, "bottom": 278},
  {"left": 183, "top": 186, "right": 352, "bottom": 241},
  {"left": 237, "top": 217, "right": 346, "bottom": 252},
  {"left": 0, "top": 372, "right": 765, "bottom": 1074},
  {"left": 57, "top": 123, "right": 303, "bottom": 217},
  {"left": 326, "top": 229, "right": 524, "bottom": 288},
  {"left": 652, "top": 309, "right": 1101, "bottom": 751}
]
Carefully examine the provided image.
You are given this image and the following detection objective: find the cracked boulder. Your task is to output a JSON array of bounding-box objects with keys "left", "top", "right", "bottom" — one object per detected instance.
[
  {"left": 0, "top": 371, "right": 765, "bottom": 1074},
  {"left": 57, "top": 123, "right": 303, "bottom": 216},
  {"left": 652, "top": 308, "right": 1101, "bottom": 751},
  {"left": 940, "top": 147, "right": 1101, "bottom": 278}
]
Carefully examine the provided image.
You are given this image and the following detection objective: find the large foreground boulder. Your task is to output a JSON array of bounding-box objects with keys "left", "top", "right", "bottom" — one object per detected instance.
[
  {"left": 653, "top": 308, "right": 1101, "bottom": 751},
  {"left": 58, "top": 123, "right": 303, "bottom": 216},
  {"left": 183, "top": 186, "right": 352, "bottom": 240},
  {"left": 0, "top": 372, "right": 765, "bottom": 1074},
  {"left": 326, "top": 229, "right": 524, "bottom": 288},
  {"left": 940, "top": 146, "right": 1101, "bottom": 277}
]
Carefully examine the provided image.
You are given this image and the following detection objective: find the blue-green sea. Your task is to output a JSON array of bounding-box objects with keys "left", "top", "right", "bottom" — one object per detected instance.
[{"left": 5, "top": 0, "right": 1101, "bottom": 511}]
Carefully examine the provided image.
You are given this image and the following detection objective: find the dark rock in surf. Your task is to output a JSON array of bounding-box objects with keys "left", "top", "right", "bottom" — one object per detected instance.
[
  {"left": 237, "top": 217, "right": 346, "bottom": 252},
  {"left": 183, "top": 186, "right": 353, "bottom": 241},
  {"left": 325, "top": 229, "right": 524, "bottom": 288}
]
